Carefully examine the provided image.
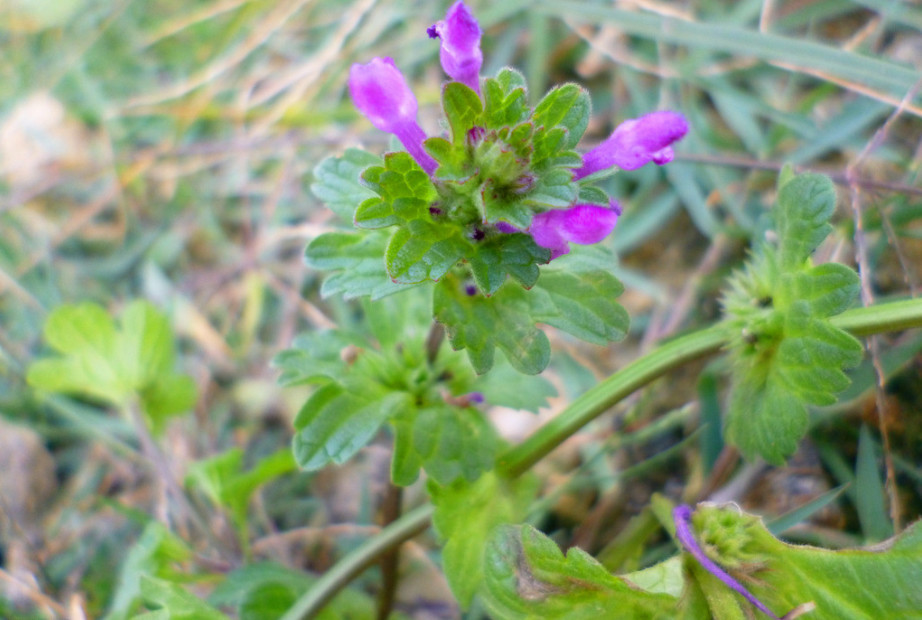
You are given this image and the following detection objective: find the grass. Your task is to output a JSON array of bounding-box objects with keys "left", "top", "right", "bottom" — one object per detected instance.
[{"left": 1, "top": 0, "right": 921, "bottom": 617}]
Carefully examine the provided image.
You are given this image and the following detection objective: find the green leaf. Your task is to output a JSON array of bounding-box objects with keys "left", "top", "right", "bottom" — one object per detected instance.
[
  {"left": 385, "top": 220, "right": 469, "bottom": 283},
  {"left": 391, "top": 404, "right": 500, "bottom": 486},
  {"left": 304, "top": 230, "right": 417, "bottom": 300},
  {"left": 434, "top": 274, "right": 550, "bottom": 375},
  {"left": 483, "top": 69, "right": 530, "bottom": 129},
  {"left": 185, "top": 448, "right": 295, "bottom": 531},
  {"left": 726, "top": 369, "right": 807, "bottom": 466},
  {"left": 443, "top": 82, "right": 484, "bottom": 145},
  {"left": 272, "top": 330, "right": 367, "bottom": 387},
  {"left": 356, "top": 152, "right": 437, "bottom": 226},
  {"left": 727, "top": 301, "right": 862, "bottom": 464},
  {"left": 527, "top": 168, "right": 579, "bottom": 208},
  {"left": 785, "top": 262, "right": 860, "bottom": 317},
  {"left": 468, "top": 233, "right": 549, "bottom": 296},
  {"left": 209, "top": 562, "right": 376, "bottom": 620},
  {"left": 310, "top": 148, "right": 382, "bottom": 222},
  {"left": 471, "top": 357, "right": 557, "bottom": 412},
  {"left": 532, "top": 83, "right": 591, "bottom": 150},
  {"left": 425, "top": 136, "right": 473, "bottom": 181},
  {"left": 136, "top": 577, "right": 228, "bottom": 620},
  {"left": 429, "top": 472, "right": 539, "bottom": 607},
  {"left": 27, "top": 301, "right": 196, "bottom": 434},
  {"left": 775, "top": 172, "right": 836, "bottom": 270},
  {"left": 106, "top": 523, "right": 192, "bottom": 619},
  {"left": 292, "top": 385, "right": 410, "bottom": 470},
  {"left": 482, "top": 524, "right": 677, "bottom": 618},
  {"left": 530, "top": 267, "right": 629, "bottom": 346}
]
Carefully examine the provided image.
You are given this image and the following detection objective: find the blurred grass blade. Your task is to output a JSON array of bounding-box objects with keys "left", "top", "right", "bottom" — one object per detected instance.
[
  {"left": 767, "top": 484, "right": 849, "bottom": 535},
  {"left": 856, "top": 424, "right": 894, "bottom": 542},
  {"left": 537, "top": 1, "right": 921, "bottom": 102}
]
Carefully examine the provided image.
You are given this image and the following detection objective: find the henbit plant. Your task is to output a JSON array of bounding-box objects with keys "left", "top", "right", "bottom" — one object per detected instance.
[
  {"left": 24, "top": 2, "right": 922, "bottom": 618},
  {"left": 272, "top": 1, "right": 922, "bottom": 617}
]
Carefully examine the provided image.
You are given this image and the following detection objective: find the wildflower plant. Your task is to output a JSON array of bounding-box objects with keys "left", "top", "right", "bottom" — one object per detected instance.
[
  {"left": 272, "top": 1, "right": 922, "bottom": 618},
  {"left": 306, "top": 0, "right": 687, "bottom": 377}
]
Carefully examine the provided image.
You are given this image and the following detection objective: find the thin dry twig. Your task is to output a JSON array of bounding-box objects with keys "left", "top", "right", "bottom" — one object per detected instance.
[{"left": 844, "top": 76, "right": 922, "bottom": 534}]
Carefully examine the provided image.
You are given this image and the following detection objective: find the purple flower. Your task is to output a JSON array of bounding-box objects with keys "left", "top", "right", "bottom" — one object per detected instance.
[
  {"left": 348, "top": 57, "right": 437, "bottom": 174},
  {"left": 428, "top": 1, "right": 483, "bottom": 94},
  {"left": 673, "top": 505, "right": 780, "bottom": 619},
  {"left": 527, "top": 201, "right": 621, "bottom": 260},
  {"left": 573, "top": 111, "right": 688, "bottom": 180}
]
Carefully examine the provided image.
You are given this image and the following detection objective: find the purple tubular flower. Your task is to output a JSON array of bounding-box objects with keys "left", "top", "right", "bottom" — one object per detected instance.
[
  {"left": 573, "top": 111, "right": 689, "bottom": 180},
  {"left": 673, "top": 505, "right": 780, "bottom": 619},
  {"left": 528, "top": 201, "right": 621, "bottom": 260},
  {"left": 429, "top": 1, "right": 483, "bottom": 94},
  {"left": 348, "top": 57, "right": 437, "bottom": 174}
]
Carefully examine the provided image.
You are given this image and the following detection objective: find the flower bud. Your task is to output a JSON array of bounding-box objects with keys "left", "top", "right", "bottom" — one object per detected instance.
[
  {"left": 573, "top": 111, "right": 688, "bottom": 180},
  {"left": 348, "top": 57, "right": 437, "bottom": 174},
  {"left": 428, "top": 1, "right": 483, "bottom": 94}
]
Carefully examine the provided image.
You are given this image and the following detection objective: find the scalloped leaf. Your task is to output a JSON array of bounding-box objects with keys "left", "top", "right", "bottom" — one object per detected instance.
[
  {"left": 305, "top": 230, "right": 417, "bottom": 300},
  {"left": 291, "top": 384, "right": 409, "bottom": 470},
  {"left": 482, "top": 524, "right": 676, "bottom": 618},
  {"left": 433, "top": 274, "right": 550, "bottom": 375},
  {"left": 385, "top": 220, "right": 470, "bottom": 283},
  {"left": 530, "top": 267, "right": 629, "bottom": 345},
  {"left": 443, "top": 82, "right": 484, "bottom": 145},
  {"left": 468, "top": 232, "right": 549, "bottom": 295},
  {"left": 309, "top": 148, "right": 382, "bottom": 222},
  {"left": 775, "top": 172, "right": 836, "bottom": 270}
]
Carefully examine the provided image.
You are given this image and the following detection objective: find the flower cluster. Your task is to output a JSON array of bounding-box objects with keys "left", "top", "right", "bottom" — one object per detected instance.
[{"left": 347, "top": 1, "right": 687, "bottom": 270}]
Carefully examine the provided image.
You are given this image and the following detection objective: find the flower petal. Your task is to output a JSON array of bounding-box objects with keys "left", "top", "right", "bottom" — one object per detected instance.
[
  {"left": 430, "top": 1, "right": 483, "bottom": 94},
  {"left": 348, "top": 57, "right": 437, "bottom": 174},
  {"left": 574, "top": 111, "right": 688, "bottom": 180},
  {"left": 528, "top": 201, "right": 620, "bottom": 259}
]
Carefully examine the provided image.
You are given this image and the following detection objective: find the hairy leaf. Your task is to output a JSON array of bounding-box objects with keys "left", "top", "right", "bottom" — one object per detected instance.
[
  {"left": 530, "top": 267, "right": 629, "bottom": 345},
  {"left": 292, "top": 385, "right": 409, "bottom": 470},
  {"left": 482, "top": 525, "right": 676, "bottom": 618},
  {"left": 775, "top": 172, "right": 836, "bottom": 270},
  {"left": 385, "top": 220, "right": 470, "bottom": 283},
  {"left": 443, "top": 82, "right": 484, "bottom": 145},
  {"left": 310, "top": 148, "right": 382, "bottom": 222},
  {"left": 434, "top": 274, "right": 550, "bottom": 375},
  {"left": 304, "top": 230, "right": 417, "bottom": 300}
]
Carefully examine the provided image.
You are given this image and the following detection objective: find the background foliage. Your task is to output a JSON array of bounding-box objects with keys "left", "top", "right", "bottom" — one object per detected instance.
[{"left": 1, "top": 0, "right": 921, "bottom": 617}]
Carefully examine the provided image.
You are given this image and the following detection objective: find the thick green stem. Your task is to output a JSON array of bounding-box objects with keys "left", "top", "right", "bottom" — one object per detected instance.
[
  {"left": 285, "top": 296, "right": 922, "bottom": 618},
  {"left": 279, "top": 505, "right": 433, "bottom": 620},
  {"left": 496, "top": 324, "right": 728, "bottom": 478}
]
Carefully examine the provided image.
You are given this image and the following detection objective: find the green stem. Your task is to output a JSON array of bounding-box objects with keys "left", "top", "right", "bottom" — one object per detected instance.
[
  {"left": 829, "top": 297, "right": 922, "bottom": 336},
  {"left": 497, "top": 325, "right": 727, "bottom": 478},
  {"left": 286, "top": 296, "right": 922, "bottom": 617},
  {"left": 280, "top": 504, "right": 433, "bottom": 620}
]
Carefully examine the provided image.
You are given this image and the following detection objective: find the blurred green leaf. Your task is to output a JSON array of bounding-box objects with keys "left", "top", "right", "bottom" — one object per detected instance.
[
  {"left": 310, "top": 149, "right": 382, "bottom": 222},
  {"left": 106, "top": 523, "right": 192, "bottom": 620},
  {"left": 27, "top": 301, "right": 196, "bottom": 434},
  {"left": 135, "top": 577, "right": 227, "bottom": 620},
  {"left": 429, "top": 472, "right": 539, "bottom": 607},
  {"left": 291, "top": 385, "right": 409, "bottom": 471}
]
